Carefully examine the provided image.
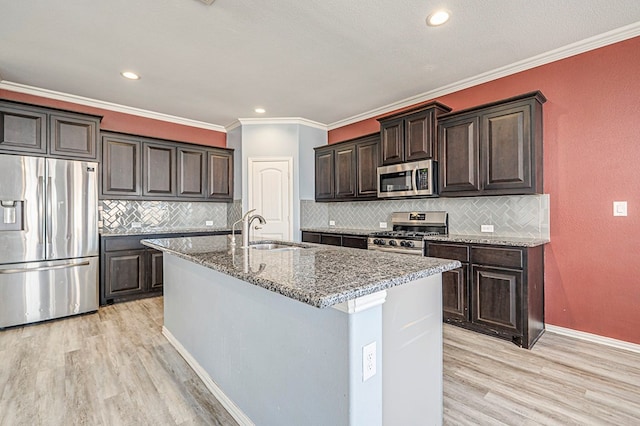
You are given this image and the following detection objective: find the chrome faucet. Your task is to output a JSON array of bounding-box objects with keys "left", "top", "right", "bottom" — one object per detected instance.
[{"left": 240, "top": 209, "right": 267, "bottom": 248}]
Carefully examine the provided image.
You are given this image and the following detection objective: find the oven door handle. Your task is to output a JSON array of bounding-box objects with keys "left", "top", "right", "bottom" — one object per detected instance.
[{"left": 367, "top": 246, "right": 423, "bottom": 255}]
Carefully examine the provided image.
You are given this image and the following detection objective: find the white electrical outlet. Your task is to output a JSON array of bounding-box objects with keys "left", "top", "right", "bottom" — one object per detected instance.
[
  {"left": 379, "top": 222, "right": 387, "bottom": 229},
  {"left": 481, "top": 224, "right": 494, "bottom": 233},
  {"left": 205, "top": 220, "right": 214, "bottom": 226},
  {"left": 131, "top": 222, "right": 142, "bottom": 228},
  {"left": 362, "top": 341, "right": 376, "bottom": 382},
  {"left": 613, "top": 201, "right": 628, "bottom": 216},
  {"left": 329, "top": 220, "right": 336, "bottom": 226}
]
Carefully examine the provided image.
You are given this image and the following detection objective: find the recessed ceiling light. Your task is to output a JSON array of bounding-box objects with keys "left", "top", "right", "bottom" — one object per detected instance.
[
  {"left": 426, "top": 10, "right": 450, "bottom": 26},
  {"left": 254, "top": 108, "right": 266, "bottom": 114},
  {"left": 121, "top": 71, "right": 140, "bottom": 80}
]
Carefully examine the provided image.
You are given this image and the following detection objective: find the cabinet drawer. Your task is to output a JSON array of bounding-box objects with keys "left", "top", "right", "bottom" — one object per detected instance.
[
  {"left": 471, "top": 246, "right": 523, "bottom": 269},
  {"left": 302, "top": 232, "right": 322, "bottom": 244},
  {"left": 342, "top": 236, "right": 368, "bottom": 250},
  {"left": 320, "top": 234, "right": 342, "bottom": 246},
  {"left": 103, "top": 236, "right": 146, "bottom": 251},
  {"left": 426, "top": 243, "right": 469, "bottom": 263}
]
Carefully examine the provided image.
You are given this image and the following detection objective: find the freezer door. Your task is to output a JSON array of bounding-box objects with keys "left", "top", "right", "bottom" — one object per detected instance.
[
  {"left": 46, "top": 158, "right": 98, "bottom": 260},
  {"left": 0, "top": 257, "right": 98, "bottom": 328},
  {"left": 0, "top": 155, "right": 45, "bottom": 264}
]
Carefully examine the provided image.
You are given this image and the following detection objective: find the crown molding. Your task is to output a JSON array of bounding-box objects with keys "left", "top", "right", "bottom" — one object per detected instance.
[
  {"left": 229, "top": 117, "right": 328, "bottom": 131},
  {"left": 0, "top": 80, "right": 227, "bottom": 133},
  {"left": 327, "top": 21, "right": 640, "bottom": 130}
]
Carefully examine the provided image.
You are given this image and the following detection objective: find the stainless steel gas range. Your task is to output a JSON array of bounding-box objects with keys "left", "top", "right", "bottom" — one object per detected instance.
[{"left": 368, "top": 211, "right": 448, "bottom": 255}]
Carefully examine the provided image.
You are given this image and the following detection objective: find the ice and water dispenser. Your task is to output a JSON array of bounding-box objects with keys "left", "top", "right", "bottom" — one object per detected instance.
[{"left": 0, "top": 200, "right": 24, "bottom": 231}]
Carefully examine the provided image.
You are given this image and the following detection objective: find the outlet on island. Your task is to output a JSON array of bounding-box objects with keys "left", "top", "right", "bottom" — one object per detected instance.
[{"left": 481, "top": 224, "right": 494, "bottom": 233}]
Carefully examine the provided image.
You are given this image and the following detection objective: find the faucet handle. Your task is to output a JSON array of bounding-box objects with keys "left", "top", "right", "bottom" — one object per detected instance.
[{"left": 254, "top": 225, "right": 262, "bottom": 230}]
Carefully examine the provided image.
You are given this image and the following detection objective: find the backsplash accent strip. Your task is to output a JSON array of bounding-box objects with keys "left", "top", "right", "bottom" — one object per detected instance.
[
  {"left": 301, "top": 194, "right": 550, "bottom": 238},
  {"left": 100, "top": 200, "right": 228, "bottom": 233}
]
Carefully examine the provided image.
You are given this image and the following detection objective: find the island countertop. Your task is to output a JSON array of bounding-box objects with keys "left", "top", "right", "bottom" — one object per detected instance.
[{"left": 142, "top": 235, "right": 460, "bottom": 308}]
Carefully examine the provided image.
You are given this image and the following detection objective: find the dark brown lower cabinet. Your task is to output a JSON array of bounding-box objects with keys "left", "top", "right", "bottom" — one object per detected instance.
[
  {"left": 425, "top": 241, "right": 544, "bottom": 349},
  {"left": 301, "top": 231, "right": 368, "bottom": 249},
  {"left": 100, "top": 230, "right": 230, "bottom": 305}
]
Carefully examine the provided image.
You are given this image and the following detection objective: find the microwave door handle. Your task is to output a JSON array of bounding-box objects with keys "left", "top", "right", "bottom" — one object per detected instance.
[{"left": 412, "top": 169, "right": 418, "bottom": 194}]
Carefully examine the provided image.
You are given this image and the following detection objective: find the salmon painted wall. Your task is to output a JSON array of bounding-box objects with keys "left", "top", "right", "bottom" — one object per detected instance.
[
  {"left": 0, "top": 89, "right": 226, "bottom": 147},
  {"left": 329, "top": 36, "right": 640, "bottom": 345}
]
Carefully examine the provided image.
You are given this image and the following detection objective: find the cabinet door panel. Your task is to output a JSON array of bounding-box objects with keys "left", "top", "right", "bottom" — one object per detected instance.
[
  {"left": 49, "top": 113, "right": 98, "bottom": 159},
  {"left": 356, "top": 138, "right": 379, "bottom": 197},
  {"left": 482, "top": 105, "right": 532, "bottom": 192},
  {"left": 0, "top": 104, "right": 47, "bottom": 154},
  {"left": 438, "top": 116, "right": 481, "bottom": 195},
  {"left": 442, "top": 266, "right": 468, "bottom": 321},
  {"left": 178, "top": 148, "right": 205, "bottom": 197},
  {"left": 380, "top": 118, "right": 404, "bottom": 165},
  {"left": 104, "top": 250, "right": 145, "bottom": 298},
  {"left": 143, "top": 143, "right": 176, "bottom": 196},
  {"left": 101, "top": 135, "right": 141, "bottom": 196},
  {"left": 149, "top": 250, "right": 163, "bottom": 290},
  {"left": 207, "top": 150, "right": 233, "bottom": 200},
  {"left": 405, "top": 109, "right": 435, "bottom": 162},
  {"left": 472, "top": 266, "right": 522, "bottom": 333},
  {"left": 315, "top": 149, "right": 334, "bottom": 200},
  {"left": 335, "top": 144, "right": 356, "bottom": 198}
]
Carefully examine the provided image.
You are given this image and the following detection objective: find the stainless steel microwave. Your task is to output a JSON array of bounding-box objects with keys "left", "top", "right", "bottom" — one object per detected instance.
[{"left": 377, "top": 160, "right": 437, "bottom": 198}]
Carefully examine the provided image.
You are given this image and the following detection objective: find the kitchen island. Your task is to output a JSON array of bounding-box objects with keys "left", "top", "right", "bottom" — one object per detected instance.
[{"left": 142, "top": 235, "right": 460, "bottom": 426}]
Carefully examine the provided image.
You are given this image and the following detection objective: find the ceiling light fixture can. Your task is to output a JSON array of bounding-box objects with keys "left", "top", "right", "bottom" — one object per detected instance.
[
  {"left": 121, "top": 71, "right": 140, "bottom": 80},
  {"left": 254, "top": 108, "right": 266, "bottom": 114},
  {"left": 426, "top": 10, "right": 450, "bottom": 26}
]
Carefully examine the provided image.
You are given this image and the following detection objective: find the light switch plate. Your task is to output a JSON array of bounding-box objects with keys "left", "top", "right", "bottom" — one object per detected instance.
[
  {"left": 205, "top": 220, "right": 214, "bottom": 226},
  {"left": 131, "top": 222, "right": 142, "bottom": 228},
  {"left": 613, "top": 201, "right": 628, "bottom": 216},
  {"left": 329, "top": 220, "right": 335, "bottom": 226},
  {"left": 379, "top": 222, "right": 387, "bottom": 229}
]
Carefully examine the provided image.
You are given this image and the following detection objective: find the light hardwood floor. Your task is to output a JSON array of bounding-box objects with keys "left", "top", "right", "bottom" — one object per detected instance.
[{"left": 1, "top": 297, "right": 639, "bottom": 425}]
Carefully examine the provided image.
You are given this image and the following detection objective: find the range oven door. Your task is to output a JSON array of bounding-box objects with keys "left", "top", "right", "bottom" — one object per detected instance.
[
  {"left": 377, "top": 160, "right": 436, "bottom": 198},
  {"left": 367, "top": 244, "right": 423, "bottom": 256}
]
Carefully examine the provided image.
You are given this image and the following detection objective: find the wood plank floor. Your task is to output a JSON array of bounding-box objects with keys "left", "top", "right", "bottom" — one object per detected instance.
[{"left": 1, "top": 297, "right": 639, "bottom": 425}]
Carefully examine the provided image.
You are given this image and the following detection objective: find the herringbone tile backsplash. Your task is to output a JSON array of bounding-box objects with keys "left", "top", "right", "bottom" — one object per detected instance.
[
  {"left": 100, "top": 200, "right": 228, "bottom": 232},
  {"left": 301, "top": 194, "right": 550, "bottom": 238}
]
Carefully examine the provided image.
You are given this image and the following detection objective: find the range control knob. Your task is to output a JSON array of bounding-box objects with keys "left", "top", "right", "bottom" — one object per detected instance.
[
  {"left": 400, "top": 241, "right": 407, "bottom": 247},
  {"left": 405, "top": 241, "right": 415, "bottom": 248},
  {"left": 373, "top": 239, "right": 384, "bottom": 245},
  {"left": 389, "top": 240, "right": 398, "bottom": 246}
]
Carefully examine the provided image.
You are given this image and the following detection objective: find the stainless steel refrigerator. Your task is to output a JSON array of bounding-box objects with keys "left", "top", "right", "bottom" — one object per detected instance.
[{"left": 0, "top": 154, "right": 98, "bottom": 328}]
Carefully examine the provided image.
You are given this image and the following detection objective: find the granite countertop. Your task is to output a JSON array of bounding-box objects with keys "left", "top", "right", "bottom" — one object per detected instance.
[
  {"left": 424, "top": 234, "right": 549, "bottom": 247},
  {"left": 300, "top": 227, "right": 378, "bottom": 236},
  {"left": 142, "top": 235, "right": 460, "bottom": 309},
  {"left": 100, "top": 227, "right": 232, "bottom": 237}
]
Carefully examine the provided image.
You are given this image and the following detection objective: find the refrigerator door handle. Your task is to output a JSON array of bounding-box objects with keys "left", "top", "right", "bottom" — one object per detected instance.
[
  {"left": 37, "top": 175, "right": 44, "bottom": 245},
  {"left": 46, "top": 176, "right": 53, "bottom": 250},
  {"left": 0, "top": 260, "right": 90, "bottom": 275}
]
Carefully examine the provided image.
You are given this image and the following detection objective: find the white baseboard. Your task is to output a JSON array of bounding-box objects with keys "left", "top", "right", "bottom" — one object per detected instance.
[
  {"left": 546, "top": 325, "right": 640, "bottom": 354},
  {"left": 162, "top": 326, "right": 255, "bottom": 425}
]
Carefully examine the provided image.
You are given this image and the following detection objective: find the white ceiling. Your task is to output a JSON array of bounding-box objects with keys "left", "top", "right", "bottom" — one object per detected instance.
[{"left": 1, "top": 0, "right": 640, "bottom": 130}]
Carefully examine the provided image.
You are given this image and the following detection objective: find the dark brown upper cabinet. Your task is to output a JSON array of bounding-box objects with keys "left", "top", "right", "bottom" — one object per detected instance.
[
  {"left": 314, "top": 148, "right": 335, "bottom": 200},
  {"left": 177, "top": 147, "right": 206, "bottom": 198},
  {"left": 0, "top": 100, "right": 100, "bottom": 159},
  {"left": 49, "top": 112, "right": 99, "bottom": 159},
  {"left": 101, "top": 133, "right": 142, "bottom": 197},
  {"left": 378, "top": 102, "right": 451, "bottom": 166},
  {"left": 334, "top": 143, "right": 357, "bottom": 199},
  {"left": 100, "top": 132, "right": 233, "bottom": 202},
  {"left": 206, "top": 149, "right": 233, "bottom": 200},
  {"left": 438, "top": 91, "right": 545, "bottom": 197},
  {"left": 0, "top": 102, "right": 47, "bottom": 154},
  {"left": 314, "top": 133, "right": 380, "bottom": 202},
  {"left": 143, "top": 142, "right": 176, "bottom": 197}
]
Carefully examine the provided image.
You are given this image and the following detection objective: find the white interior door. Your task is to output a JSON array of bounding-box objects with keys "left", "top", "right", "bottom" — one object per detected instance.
[{"left": 248, "top": 158, "right": 292, "bottom": 241}]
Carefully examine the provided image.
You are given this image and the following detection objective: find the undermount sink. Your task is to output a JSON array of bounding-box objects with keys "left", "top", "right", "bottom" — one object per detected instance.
[{"left": 248, "top": 241, "right": 310, "bottom": 251}]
